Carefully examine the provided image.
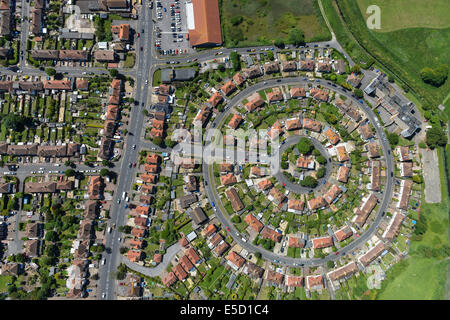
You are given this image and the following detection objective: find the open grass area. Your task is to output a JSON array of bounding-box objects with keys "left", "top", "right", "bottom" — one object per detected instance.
[
  {"left": 152, "top": 69, "right": 162, "bottom": 86},
  {"left": 0, "top": 275, "right": 12, "bottom": 293},
  {"left": 221, "top": 0, "right": 330, "bottom": 47},
  {"left": 356, "top": 0, "right": 450, "bottom": 32},
  {"left": 378, "top": 257, "right": 448, "bottom": 300},
  {"left": 328, "top": 0, "right": 450, "bottom": 107},
  {"left": 377, "top": 147, "right": 449, "bottom": 299}
]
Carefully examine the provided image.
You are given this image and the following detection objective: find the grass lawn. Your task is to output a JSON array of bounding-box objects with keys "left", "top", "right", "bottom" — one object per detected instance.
[
  {"left": 221, "top": 0, "right": 330, "bottom": 47},
  {"left": 356, "top": 0, "right": 450, "bottom": 32},
  {"left": 152, "top": 69, "right": 162, "bottom": 86},
  {"left": 0, "top": 275, "right": 12, "bottom": 293},
  {"left": 331, "top": 0, "right": 450, "bottom": 106},
  {"left": 378, "top": 258, "right": 448, "bottom": 300},
  {"left": 123, "top": 53, "right": 135, "bottom": 68}
]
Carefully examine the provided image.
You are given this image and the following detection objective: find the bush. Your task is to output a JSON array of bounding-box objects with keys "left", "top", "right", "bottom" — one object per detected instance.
[{"left": 230, "top": 16, "right": 244, "bottom": 26}]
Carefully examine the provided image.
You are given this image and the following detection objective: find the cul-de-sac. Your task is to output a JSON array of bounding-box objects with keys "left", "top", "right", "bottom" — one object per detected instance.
[{"left": 0, "top": 0, "right": 448, "bottom": 300}]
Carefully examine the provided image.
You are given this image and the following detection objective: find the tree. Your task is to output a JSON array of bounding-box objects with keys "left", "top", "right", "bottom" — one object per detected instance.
[
  {"left": 327, "top": 261, "right": 335, "bottom": 269},
  {"left": 64, "top": 160, "right": 73, "bottom": 167},
  {"left": 316, "top": 155, "right": 326, "bottom": 165},
  {"left": 274, "top": 39, "right": 285, "bottom": 49},
  {"left": 166, "top": 139, "right": 177, "bottom": 148},
  {"left": 231, "top": 215, "right": 241, "bottom": 223},
  {"left": 15, "top": 253, "right": 27, "bottom": 263},
  {"left": 100, "top": 168, "right": 110, "bottom": 177},
  {"left": 118, "top": 225, "right": 132, "bottom": 234},
  {"left": 152, "top": 136, "right": 163, "bottom": 147},
  {"left": 420, "top": 64, "right": 448, "bottom": 87},
  {"left": 386, "top": 132, "right": 399, "bottom": 147},
  {"left": 116, "top": 263, "right": 127, "bottom": 280},
  {"left": 45, "top": 230, "right": 58, "bottom": 242},
  {"left": 65, "top": 168, "right": 76, "bottom": 177},
  {"left": 2, "top": 114, "right": 29, "bottom": 131},
  {"left": 300, "top": 176, "right": 318, "bottom": 188},
  {"left": 288, "top": 28, "right": 305, "bottom": 47},
  {"left": 317, "top": 167, "right": 326, "bottom": 179},
  {"left": 218, "top": 64, "right": 225, "bottom": 72},
  {"left": 109, "top": 68, "right": 119, "bottom": 78},
  {"left": 426, "top": 126, "right": 447, "bottom": 148},
  {"left": 267, "top": 50, "right": 274, "bottom": 61},
  {"left": 45, "top": 68, "right": 56, "bottom": 76},
  {"left": 297, "top": 137, "right": 313, "bottom": 155},
  {"left": 230, "top": 51, "right": 241, "bottom": 72},
  {"left": 354, "top": 88, "right": 364, "bottom": 98},
  {"left": 412, "top": 175, "right": 423, "bottom": 184},
  {"left": 350, "top": 64, "right": 361, "bottom": 74}
]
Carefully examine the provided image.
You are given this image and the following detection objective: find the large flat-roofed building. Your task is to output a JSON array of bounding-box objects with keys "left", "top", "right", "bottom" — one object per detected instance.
[{"left": 187, "top": 0, "right": 222, "bottom": 47}]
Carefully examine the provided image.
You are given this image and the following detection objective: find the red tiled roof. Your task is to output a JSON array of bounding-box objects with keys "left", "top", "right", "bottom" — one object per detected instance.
[
  {"left": 188, "top": 0, "right": 222, "bottom": 47},
  {"left": 244, "top": 214, "right": 263, "bottom": 233},
  {"left": 227, "top": 251, "right": 245, "bottom": 269},
  {"left": 311, "top": 236, "right": 333, "bottom": 249}
]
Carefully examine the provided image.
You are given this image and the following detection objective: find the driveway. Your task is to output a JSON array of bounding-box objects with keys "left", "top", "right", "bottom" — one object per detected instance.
[{"left": 121, "top": 242, "right": 181, "bottom": 277}]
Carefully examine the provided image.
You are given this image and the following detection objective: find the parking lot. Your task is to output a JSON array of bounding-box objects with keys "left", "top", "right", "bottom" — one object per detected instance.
[{"left": 154, "top": 0, "right": 194, "bottom": 56}]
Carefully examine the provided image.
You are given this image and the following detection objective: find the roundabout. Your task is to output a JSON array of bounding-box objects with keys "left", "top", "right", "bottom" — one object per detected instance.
[
  {"left": 275, "top": 134, "right": 333, "bottom": 194},
  {"left": 201, "top": 76, "right": 394, "bottom": 267}
]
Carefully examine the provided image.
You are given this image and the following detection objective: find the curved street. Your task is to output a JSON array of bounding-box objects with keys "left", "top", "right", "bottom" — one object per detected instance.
[{"left": 202, "top": 77, "right": 394, "bottom": 267}]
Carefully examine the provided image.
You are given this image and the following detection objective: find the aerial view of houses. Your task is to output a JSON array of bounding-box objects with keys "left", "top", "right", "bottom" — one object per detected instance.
[{"left": 0, "top": 0, "right": 447, "bottom": 308}]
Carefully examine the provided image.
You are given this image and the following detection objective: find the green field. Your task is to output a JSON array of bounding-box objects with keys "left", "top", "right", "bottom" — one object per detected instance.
[
  {"left": 221, "top": 0, "right": 331, "bottom": 47},
  {"left": 325, "top": 0, "right": 450, "bottom": 107},
  {"left": 356, "top": 0, "right": 450, "bottom": 32},
  {"left": 377, "top": 148, "right": 449, "bottom": 299}
]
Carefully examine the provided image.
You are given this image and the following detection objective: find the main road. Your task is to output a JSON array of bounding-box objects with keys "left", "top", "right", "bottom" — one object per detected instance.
[
  {"left": 202, "top": 77, "right": 394, "bottom": 267},
  {"left": 97, "top": 0, "right": 154, "bottom": 300}
]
